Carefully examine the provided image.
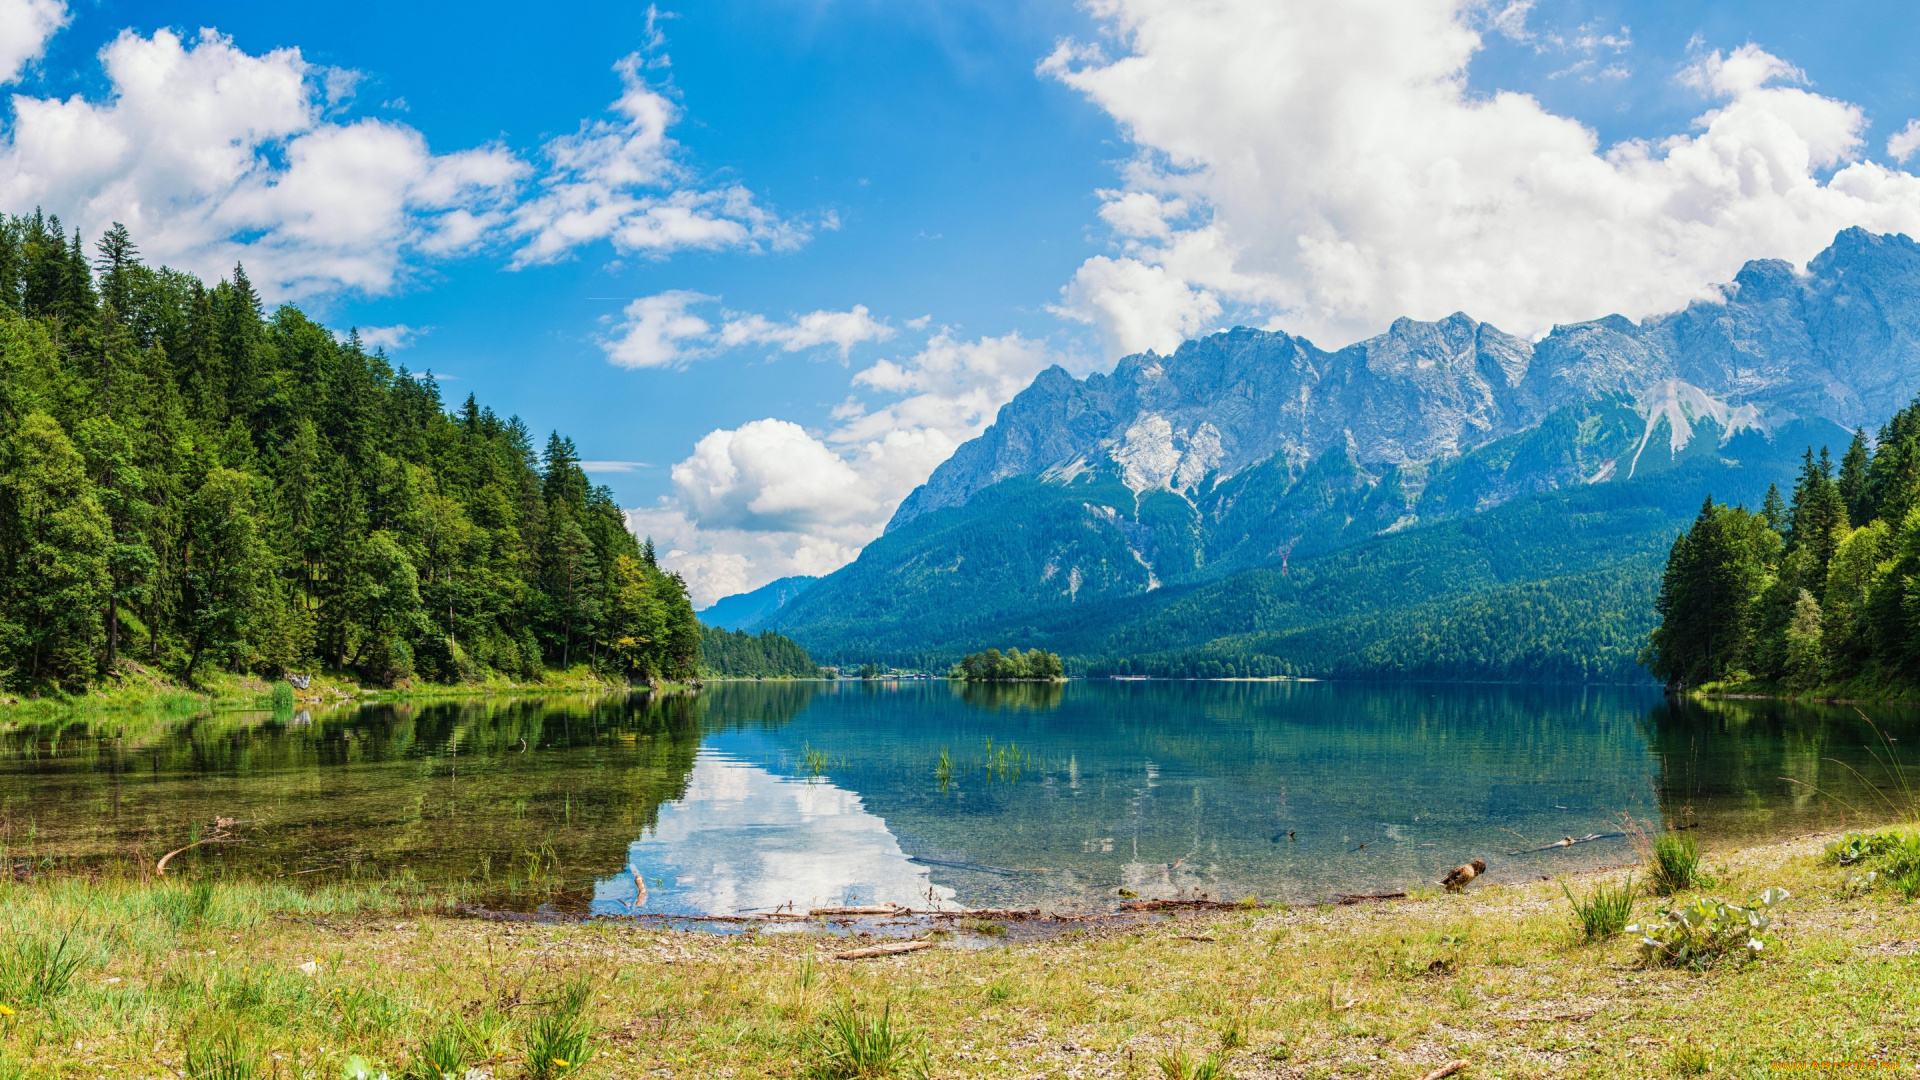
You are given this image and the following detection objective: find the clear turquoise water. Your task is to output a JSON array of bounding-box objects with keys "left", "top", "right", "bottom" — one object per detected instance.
[{"left": 2, "top": 681, "right": 1911, "bottom": 915}]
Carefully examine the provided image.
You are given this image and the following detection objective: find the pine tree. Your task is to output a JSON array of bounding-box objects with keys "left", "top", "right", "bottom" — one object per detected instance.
[
  {"left": 0, "top": 412, "right": 111, "bottom": 690},
  {"left": 1836, "top": 427, "right": 1873, "bottom": 527},
  {"left": 1785, "top": 447, "right": 1847, "bottom": 585},
  {"left": 1760, "top": 483, "right": 1786, "bottom": 532},
  {"left": 180, "top": 467, "right": 267, "bottom": 685}
]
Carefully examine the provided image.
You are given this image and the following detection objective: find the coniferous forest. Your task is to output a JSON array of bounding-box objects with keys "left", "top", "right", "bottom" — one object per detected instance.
[
  {"left": 0, "top": 212, "right": 701, "bottom": 693},
  {"left": 697, "top": 627, "right": 819, "bottom": 678},
  {"left": 1643, "top": 393, "right": 1920, "bottom": 691}
]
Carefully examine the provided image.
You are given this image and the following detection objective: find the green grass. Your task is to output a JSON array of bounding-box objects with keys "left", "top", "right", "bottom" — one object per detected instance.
[
  {"left": 1649, "top": 830, "right": 1709, "bottom": 895},
  {"left": 0, "top": 834, "right": 1912, "bottom": 1077},
  {"left": 1563, "top": 875, "right": 1635, "bottom": 942}
]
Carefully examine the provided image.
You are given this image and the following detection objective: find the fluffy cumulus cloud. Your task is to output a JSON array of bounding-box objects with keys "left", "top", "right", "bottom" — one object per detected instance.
[
  {"left": 1042, "top": 0, "right": 1920, "bottom": 349},
  {"left": 0, "top": 20, "right": 803, "bottom": 301},
  {"left": 0, "top": 0, "right": 67, "bottom": 85},
  {"left": 0, "top": 27, "right": 525, "bottom": 298},
  {"left": 602, "top": 292, "right": 893, "bottom": 368},
  {"left": 631, "top": 330, "right": 1064, "bottom": 606}
]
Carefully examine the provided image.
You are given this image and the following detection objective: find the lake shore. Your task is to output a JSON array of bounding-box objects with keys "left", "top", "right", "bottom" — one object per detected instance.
[
  {"left": 0, "top": 665, "right": 693, "bottom": 723},
  {"left": 1, "top": 828, "right": 1913, "bottom": 1077},
  {"left": 1692, "top": 677, "right": 1920, "bottom": 707}
]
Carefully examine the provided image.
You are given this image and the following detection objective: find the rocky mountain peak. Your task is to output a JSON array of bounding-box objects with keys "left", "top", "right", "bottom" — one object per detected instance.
[{"left": 886, "top": 229, "right": 1920, "bottom": 534}]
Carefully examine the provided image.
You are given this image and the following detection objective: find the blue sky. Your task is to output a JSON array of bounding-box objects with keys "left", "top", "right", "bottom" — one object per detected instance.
[{"left": 7, "top": 0, "right": 1920, "bottom": 603}]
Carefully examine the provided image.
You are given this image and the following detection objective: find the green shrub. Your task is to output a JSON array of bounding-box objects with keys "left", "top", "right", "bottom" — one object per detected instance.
[
  {"left": 1563, "top": 876, "right": 1635, "bottom": 942},
  {"left": 268, "top": 681, "right": 295, "bottom": 712},
  {"left": 1648, "top": 831, "right": 1710, "bottom": 895},
  {"left": 1628, "top": 888, "right": 1790, "bottom": 969}
]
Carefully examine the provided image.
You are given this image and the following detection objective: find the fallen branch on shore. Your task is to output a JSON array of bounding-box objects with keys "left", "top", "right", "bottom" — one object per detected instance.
[
  {"left": 1336, "top": 891, "right": 1408, "bottom": 905},
  {"left": 1504, "top": 832, "right": 1625, "bottom": 856},
  {"left": 1419, "top": 1061, "right": 1469, "bottom": 1080},
  {"left": 810, "top": 905, "right": 900, "bottom": 916},
  {"left": 157, "top": 818, "right": 245, "bottom": 876},
  {"left": 834, "top": 941, "right": 935, "bottom": 960},
  {"left": 1119, "top": 898, "right": 1240, "bottom": 912}
]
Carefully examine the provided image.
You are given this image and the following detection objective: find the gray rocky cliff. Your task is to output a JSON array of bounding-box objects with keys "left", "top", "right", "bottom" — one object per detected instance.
[{"left": 886, "top": 228, "right": 1920, "bottom": 534}]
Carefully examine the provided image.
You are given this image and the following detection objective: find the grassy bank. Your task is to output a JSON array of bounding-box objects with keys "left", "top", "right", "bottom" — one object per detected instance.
[
  {"left": 0, "top": 832, "right": 1915, "bottom": 1078},
  {"left": 1691, "top": 674, "right": 1920, "bottom": 705},
  {"left": 0, "top": 664, "right": 681, "bottom": 723}
]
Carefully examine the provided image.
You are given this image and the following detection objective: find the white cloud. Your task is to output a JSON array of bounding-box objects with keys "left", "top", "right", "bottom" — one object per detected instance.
[
  {"left": 600, "top": 292, "right": 893, "bottom": 368},
  {"left": 636, "top": 330, "right": 1071, "bottom": 606},
  {"left": 1041, "top": 1, "right": 1920, "bottom": 349},
  {"left": 1890, "top": 120, "right": 1920, "bottom": 165},
  {"left": 356, "top": 323, "right": 423, "bottom": 351},
  {"left": 1053, "top": 255, "right": 1222, "bottom": 357},
  {"left": 0, "top": 0, "right": 66, "bottom": 85},
  {"left": 0, "top": 21, "right": 809, "bottom": 303},
  {"left": 0, "top": 27, "right": 524, "bottom": 300},
  {"left": 581, "top": 460, "right": 650, "bottom": 473},
  {"left": 602, "top": 290, "right": 714, "bottom": 368},
  {"left": 718, "top": 304, "right": 894, "bottom": 356},
  {"left": 507, "top": 52, "right": 806, "bottom": 267}
]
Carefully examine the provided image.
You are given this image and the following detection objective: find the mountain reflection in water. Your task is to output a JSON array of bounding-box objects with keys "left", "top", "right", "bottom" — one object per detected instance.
[{"left": 1, "top": 680, "right": 1913, "bottom": 913}]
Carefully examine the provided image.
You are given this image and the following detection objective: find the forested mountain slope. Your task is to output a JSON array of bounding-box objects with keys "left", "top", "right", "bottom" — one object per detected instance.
[
  {"left": 767, "top": 230, "right": 1920, "bottom": 680},
  {"left": 0, "top": 211, "right": 700, "bottom": 693}
]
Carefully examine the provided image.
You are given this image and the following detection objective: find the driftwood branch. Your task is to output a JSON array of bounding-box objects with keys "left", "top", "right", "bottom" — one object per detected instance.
[
  {"left": 156, "top": 817, "right": 245, "bottom": 877},
  {"left": 834, "top": 941, "right": 935, "bottom": 961},
  {"left": 1419, "top": 1061, "right": 1469, "bottom": 1080},
  {"left": 1504, "top": 832, "right": 1625, "bottom": 856},
  {"left": 1336, "top": 891, "right": 1408, "bottom": 905}
]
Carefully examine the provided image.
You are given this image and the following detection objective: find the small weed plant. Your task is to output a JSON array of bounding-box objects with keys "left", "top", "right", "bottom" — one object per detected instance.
[
  {"left": 1563, "top": 875, "right": 1635, "bottom": 942},
  {"left": 1826, "top": 829, "right": 1920, "bottom": 899},
  {"left": 809, "top": 1001, "right": 919, "bottom": 1079},
  {"left": 1628, "top": 887, "right": 1790, "bottom": 969}
]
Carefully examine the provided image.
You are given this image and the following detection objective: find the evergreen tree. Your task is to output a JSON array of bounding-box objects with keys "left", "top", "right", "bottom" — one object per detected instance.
[
  {"left": 0, "top": 412, "right": 110, "bottom": 689},
  {"left": 1836, "top": 427, "right": 1873, "bottom": 527},
  {"left": 179, "top": 467, "right": 266, "bottom": 684}
]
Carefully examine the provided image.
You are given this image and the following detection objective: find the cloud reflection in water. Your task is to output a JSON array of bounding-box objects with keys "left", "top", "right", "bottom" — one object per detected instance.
[{"left": 593, "top": 749, "right": 956, "bottom": 916}]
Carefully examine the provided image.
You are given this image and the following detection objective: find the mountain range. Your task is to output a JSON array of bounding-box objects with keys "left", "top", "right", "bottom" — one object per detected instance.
[
  {"left": 696, "top": 576, "right": 817, "bottom": 631},
  {"left": 744, "top": 228, "right": 1920, "bottom": 681}
]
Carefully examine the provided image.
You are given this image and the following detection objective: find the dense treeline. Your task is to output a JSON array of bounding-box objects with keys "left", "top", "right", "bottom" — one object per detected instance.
[
  {"left": 0, "top": 211, "right": 699, "bottom": 692},
  {"left": 698, "top": 627, "right": 819, "bottom": 678},
  {"left": 1643, "top": 396, "right": 1920, "bottom": 691},
  {"left": 948, "top": 648, "right": 1064, "bottom": 681}
]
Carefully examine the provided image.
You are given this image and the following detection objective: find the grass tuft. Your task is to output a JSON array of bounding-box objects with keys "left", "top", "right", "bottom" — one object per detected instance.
[
  {"left": 810, "top": 1001, "right": 918, "bottom": 1079},
  {"left": 1648, "top": 831, "right": 1710, "bottom": 895},
  {"left": 1562, "top": 875, "right": 1635, "bottom": 942},
  {"left": 184, "top": 1025, "right": 259, "bottom": 1080}
]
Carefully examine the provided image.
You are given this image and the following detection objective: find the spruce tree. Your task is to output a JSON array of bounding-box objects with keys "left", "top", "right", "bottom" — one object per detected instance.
[{"left": 1836, "top": 427, "right": 1873, "bottom": 527}]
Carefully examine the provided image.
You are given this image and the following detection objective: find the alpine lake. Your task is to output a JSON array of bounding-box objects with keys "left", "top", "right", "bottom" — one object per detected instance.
[{"left": 2, "top": 680, "right": 1912, "bottom": 919}]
